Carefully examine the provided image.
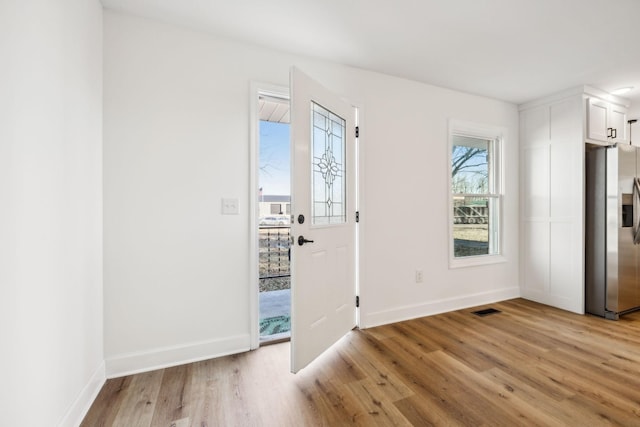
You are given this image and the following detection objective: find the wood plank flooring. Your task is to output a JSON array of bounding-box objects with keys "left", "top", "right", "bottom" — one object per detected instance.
[{"left": 81, "top": 298, "right": 640, "bottom": 426}]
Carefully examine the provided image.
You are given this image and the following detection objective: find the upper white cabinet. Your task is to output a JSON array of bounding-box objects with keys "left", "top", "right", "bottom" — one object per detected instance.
[
  {"left": 609, "top": 103, "right": 628, "bottom": 143},
  {"left": 586, "top": 97, "right": 628, "bottom": 144}
]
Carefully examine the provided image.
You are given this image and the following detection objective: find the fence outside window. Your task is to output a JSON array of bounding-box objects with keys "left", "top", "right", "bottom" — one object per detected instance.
[{"left": 259, "top": 226, "right": 291, "bottom": 292}]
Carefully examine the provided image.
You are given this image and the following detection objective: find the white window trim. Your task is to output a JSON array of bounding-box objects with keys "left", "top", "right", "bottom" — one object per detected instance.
[{"left": 448, "top": 119, "right": 506, "bottom": 269}]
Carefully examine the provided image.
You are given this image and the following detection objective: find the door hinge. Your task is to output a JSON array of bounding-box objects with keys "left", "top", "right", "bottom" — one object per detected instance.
[
  {"left": 356, "top": 295, "right": 360, "bottom": 308},
  {"left": 355, "top": 126, "right": 359, "bottom": 138},
  {"left": 355, "top": 211, "right": 360, "bottom": 223}
]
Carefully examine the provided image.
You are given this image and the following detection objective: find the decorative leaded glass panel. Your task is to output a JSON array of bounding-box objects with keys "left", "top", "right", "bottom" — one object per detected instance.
[{"left": 311, "top": 102, "right": 346, "bottom": 225}]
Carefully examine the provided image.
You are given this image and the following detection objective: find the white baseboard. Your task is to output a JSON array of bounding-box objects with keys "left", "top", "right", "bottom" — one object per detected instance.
[
  {"left": 58, "top": 362, "right": 106, "bottom": 427},
  {"left": 360, "top": 287, "right": 521, "bottom": 328},
  {"left": 105, "top": 334, "right": 251, "bottom": 378}
]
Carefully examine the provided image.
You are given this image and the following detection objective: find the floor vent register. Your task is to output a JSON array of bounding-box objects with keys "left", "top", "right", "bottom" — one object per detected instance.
[{"left": 471, "top": 308, "right": 501, "bottom": 317}]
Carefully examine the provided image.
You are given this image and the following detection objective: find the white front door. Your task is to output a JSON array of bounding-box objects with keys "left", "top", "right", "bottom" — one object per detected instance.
[{"left": 289, "top": 68, "right": 357, "bottom": 373}]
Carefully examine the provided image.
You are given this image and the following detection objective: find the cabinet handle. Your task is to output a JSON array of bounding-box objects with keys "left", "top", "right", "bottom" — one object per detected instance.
[
  {"left": 612, "top": 128, "right": 617, "bottom": 139},
  {"left": 607, "top": 127, "right": 613, "bottom": 138}
]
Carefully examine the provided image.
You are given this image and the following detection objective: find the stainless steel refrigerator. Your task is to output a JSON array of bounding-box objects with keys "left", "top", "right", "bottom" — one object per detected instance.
[{"left": 586, "top": 143, "right": 640, "bottom": 319}]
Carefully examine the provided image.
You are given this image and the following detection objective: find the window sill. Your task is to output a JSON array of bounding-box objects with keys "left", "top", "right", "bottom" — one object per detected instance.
[{"left": 449, "top": 254, "right": 506, "bottom": 269}]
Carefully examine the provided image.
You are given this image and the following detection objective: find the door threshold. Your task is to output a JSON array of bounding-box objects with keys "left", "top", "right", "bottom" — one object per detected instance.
[{"left": 260, "top": 334, "right": 291, "bottom": 346}]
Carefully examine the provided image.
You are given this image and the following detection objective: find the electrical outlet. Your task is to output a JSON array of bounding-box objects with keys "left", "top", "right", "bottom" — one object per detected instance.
[{"left": 415, "top": 269, "right": 424, "bottom": 283}]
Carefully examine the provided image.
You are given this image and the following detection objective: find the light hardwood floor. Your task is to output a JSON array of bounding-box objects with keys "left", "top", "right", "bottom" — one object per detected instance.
[{"left": 82, "top": 298, "right": 640, "bottom": 426}]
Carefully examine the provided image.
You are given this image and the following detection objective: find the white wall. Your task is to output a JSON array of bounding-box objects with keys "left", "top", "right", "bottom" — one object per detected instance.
[
  {"left": 629, "top": 103, "right": 640, "bottom": 121},
  {"left": 626, "top": 102, "right": 640, "bottom": 145},
  {"left": 103, "top": 11, "right": 519, "bottom": 376},
  {"left": 355, "top": 71, "right": 520, "bottom": 327},
  {"left": 0, "top": 1, "right": 104, "bottom": 426}
]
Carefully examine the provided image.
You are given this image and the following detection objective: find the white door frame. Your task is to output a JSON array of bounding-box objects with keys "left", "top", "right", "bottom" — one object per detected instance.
[{"left": 249, "top": 79, "right": 363, "bottom": 349}]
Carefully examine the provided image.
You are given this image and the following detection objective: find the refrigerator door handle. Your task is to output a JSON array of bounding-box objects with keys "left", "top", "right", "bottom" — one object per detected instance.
[{"left": 634, "top": 177, "right": 640, "bottom": 245}]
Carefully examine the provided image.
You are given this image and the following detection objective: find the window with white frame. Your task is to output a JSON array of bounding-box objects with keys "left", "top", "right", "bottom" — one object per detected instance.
[
  {"left": 270, "top": 203, "right": 282, "bottom": 214},
  {"left": 449, "top": 121, "right": 503, "bottom": 266}
]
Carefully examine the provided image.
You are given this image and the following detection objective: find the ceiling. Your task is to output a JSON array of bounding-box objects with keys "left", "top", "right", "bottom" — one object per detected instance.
[
  {"left": 259, "top": 95, "right": 290, "bottom": 124},
  {"left": 101, "top": 0, "right": 640, "bottom": 108}
]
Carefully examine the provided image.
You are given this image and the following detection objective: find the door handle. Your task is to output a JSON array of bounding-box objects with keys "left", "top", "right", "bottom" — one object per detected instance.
[
  {"left": 298, "top": 236, "right": 314, "bottom": 246},
  {"left": 634, "top": 178, "right": 640, "bottom": 245}
]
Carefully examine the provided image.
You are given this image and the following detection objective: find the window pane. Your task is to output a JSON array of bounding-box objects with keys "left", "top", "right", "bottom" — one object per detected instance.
[
  {"left": 311, "top": 102, "right": 346, "bottom": 225},
  {"left": 453, "top": 196, "right": 498, "bottom": 257},
  {"left": 452, "top": 136, "right": 490, "bottom": 194}
]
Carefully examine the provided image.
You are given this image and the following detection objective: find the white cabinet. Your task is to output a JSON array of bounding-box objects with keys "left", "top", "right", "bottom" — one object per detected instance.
[
  {"left": 609, "top": 103, "right": 628, "bottom": 143},
  {"left": 519, "top": 86, "right": 630, "bottom": 315},
  {"left": 520, "top": 96, "right": 584, "bottom": 314},
  {"left": 587, "top": 97, "right": 627, "bottom": 144}
]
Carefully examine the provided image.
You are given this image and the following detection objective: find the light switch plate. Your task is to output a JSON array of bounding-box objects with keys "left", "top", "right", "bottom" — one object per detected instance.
[{"left": 221, "top": 198, "right": 239, "bottom": 215}]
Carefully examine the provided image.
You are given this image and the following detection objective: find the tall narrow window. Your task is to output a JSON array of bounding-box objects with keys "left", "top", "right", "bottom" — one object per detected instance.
[{"left": 449, "top": 122, "right": 503, "bottom": 266}]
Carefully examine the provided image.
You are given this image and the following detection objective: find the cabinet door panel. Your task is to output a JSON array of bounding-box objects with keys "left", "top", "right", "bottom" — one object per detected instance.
[
  {"left": 587, "top": 98, "right": 609, "bottom": 142},
  {"left": 610, "top": 105, "right": 627, "bottom": 143}
]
